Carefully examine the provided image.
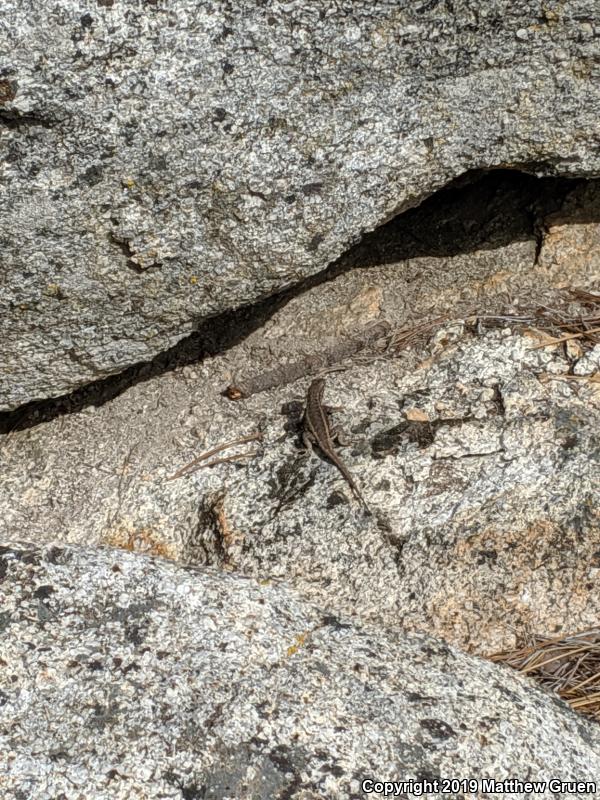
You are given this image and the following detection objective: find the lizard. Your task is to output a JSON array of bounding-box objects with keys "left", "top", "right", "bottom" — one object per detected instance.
[{"left": 302, "top": 377, "right": 370, "bottom": 512}]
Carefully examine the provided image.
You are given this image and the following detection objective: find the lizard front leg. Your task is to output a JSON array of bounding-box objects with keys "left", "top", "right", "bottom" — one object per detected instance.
[{"left": 300, "top": 428, "right": 315, "bottom": 456}]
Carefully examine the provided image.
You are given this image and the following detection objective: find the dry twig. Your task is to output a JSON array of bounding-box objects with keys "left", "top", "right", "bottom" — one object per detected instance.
[
  {"left": 166, "top": 433, "right": 263, "bottom": 481},
  {"left": 529, "top": 326, "right": 600, "bottom": 350},
  {"left": 386, "top": 315, "right": 449, "bottom": 353},
  {"left": 224, "top": 322, "right": 391, "bottom": 399}
]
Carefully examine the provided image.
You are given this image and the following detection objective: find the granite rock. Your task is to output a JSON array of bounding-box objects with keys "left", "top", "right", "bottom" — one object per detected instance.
[
  {"left": 1, "top": 177, "right": 599, "bottom": 655},
  {"left": 2, "top": 541, "right": 599, "bottom": 800},
  {"left": 3, "top": 1, "right": 600, "bottom": 408}
]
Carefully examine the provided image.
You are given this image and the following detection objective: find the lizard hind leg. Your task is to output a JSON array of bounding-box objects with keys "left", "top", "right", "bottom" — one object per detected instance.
[{"left": 330, "top": 425, "right": 351, "bottom": 447}]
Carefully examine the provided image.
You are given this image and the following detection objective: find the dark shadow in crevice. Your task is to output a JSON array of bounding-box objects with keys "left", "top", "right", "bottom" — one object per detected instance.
[
  {"left": 333, "top": 167, "right": 593, "bottom": 270},
  {"left": 1, "top": 168, "right": 598, "bottom": 434}
]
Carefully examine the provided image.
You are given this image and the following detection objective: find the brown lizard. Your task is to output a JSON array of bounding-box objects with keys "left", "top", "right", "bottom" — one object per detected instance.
[{"left": 302, "top": 377, "right": 370, "bottom": 512}]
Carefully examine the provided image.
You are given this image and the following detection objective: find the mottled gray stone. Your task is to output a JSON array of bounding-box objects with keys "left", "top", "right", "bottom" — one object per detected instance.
[
  {"left": 2, "top": 1, "right": 600, "bottom": 408},
  {"left": 1, "top": 177, "right": 599, "bottom": 656},
  {"left": 1, "top": 541, "right": 599, "bottom": 800}
]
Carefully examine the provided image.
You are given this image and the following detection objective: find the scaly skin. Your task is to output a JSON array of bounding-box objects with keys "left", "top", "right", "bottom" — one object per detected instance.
[{"left": 303, "top": 378, "right": 369, "bottom": 511}]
